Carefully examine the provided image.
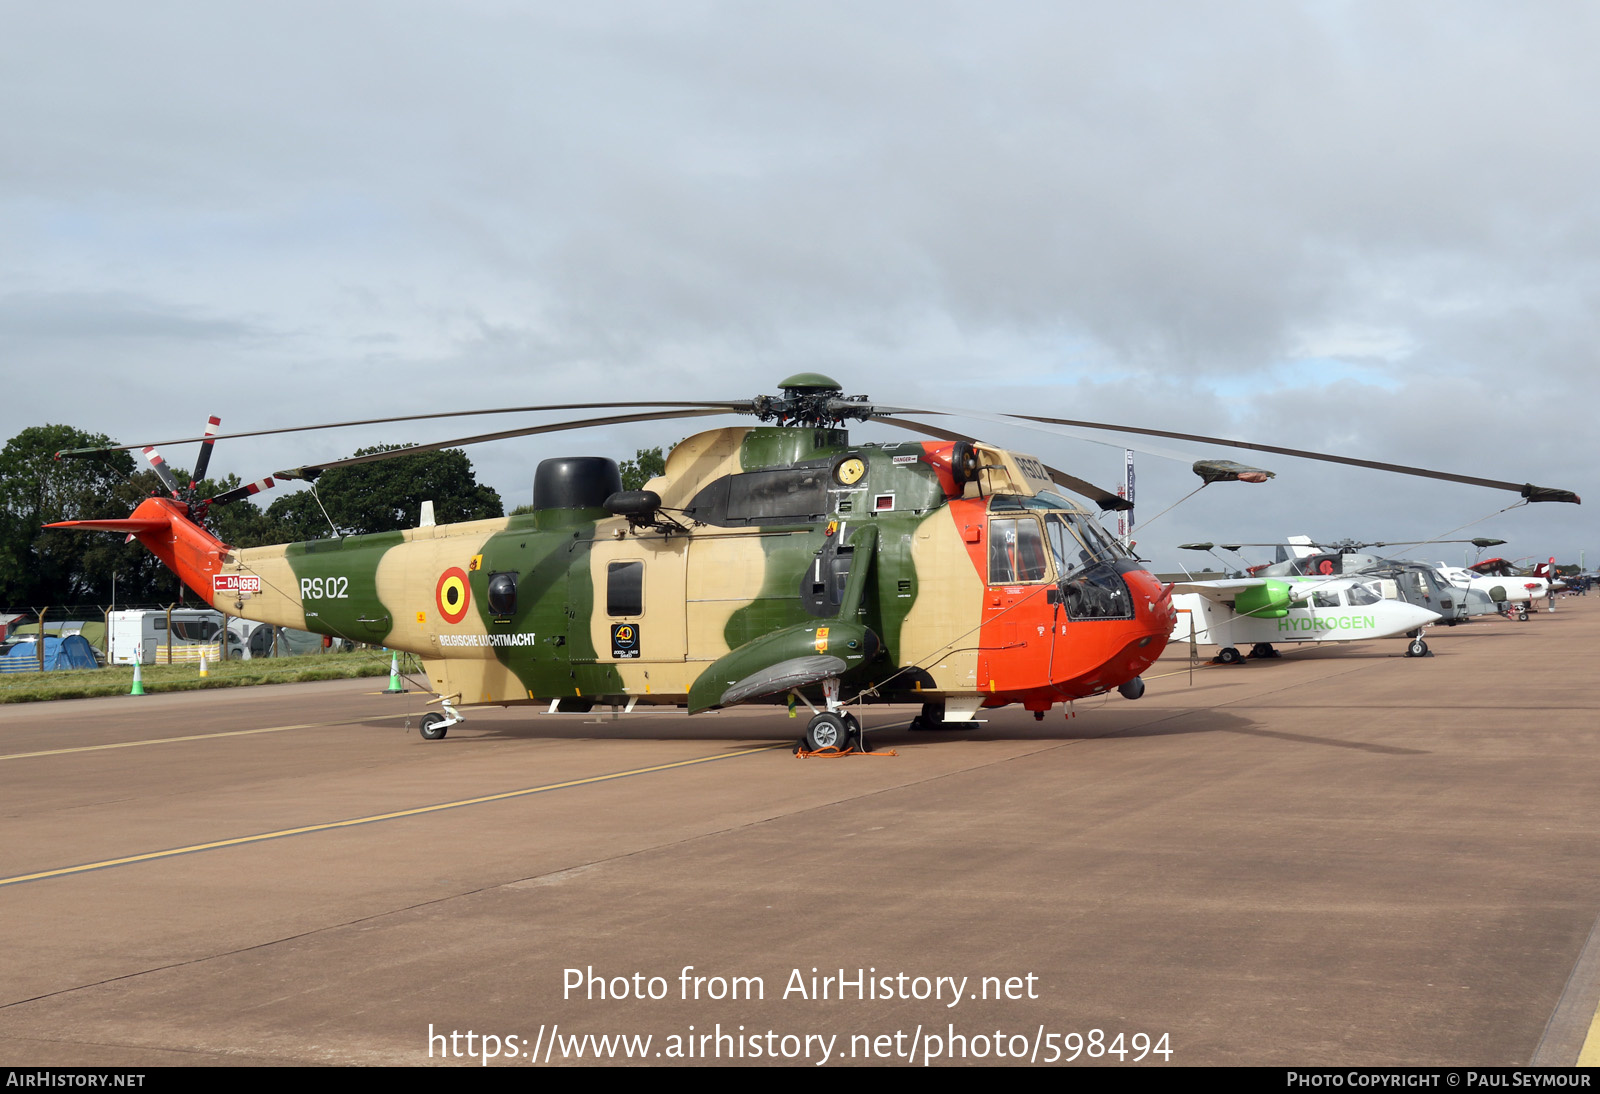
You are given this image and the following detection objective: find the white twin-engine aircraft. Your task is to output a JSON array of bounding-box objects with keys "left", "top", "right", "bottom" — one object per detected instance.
[
  {"left": 1169, "top": 573, "right": 1442, "bottom": 663},
  {"left": 1433, "top": 561, "right": 1553, "bottom": 607}
]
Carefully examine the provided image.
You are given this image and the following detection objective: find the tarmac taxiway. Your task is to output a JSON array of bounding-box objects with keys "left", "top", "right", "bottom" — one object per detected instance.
[{"left": 2, "top": 601, "right": 1598, "bottom": 1066}]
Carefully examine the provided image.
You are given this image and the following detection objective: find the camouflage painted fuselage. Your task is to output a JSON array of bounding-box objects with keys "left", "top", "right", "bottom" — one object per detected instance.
[{"left": 198, "top": 426, "right": 1175, "bottom": 714}]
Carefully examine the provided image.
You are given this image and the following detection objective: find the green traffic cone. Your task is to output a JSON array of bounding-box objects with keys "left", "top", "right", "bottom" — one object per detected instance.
[
  {"left": 130, "top": 662, "right": 145, "bottom": 696},
  {"left": 385, "top": 650, "right": 403, "bottom": 694}
]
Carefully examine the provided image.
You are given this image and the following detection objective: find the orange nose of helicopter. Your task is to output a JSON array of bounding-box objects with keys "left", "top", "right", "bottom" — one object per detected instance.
[{"left": 978, "top": 562, "right": 1174, "bottom": 714}]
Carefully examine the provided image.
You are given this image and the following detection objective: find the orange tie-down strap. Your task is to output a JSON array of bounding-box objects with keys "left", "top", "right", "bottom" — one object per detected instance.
[{"left": 793, "top": 744, "right": 899, "bottom": 759}]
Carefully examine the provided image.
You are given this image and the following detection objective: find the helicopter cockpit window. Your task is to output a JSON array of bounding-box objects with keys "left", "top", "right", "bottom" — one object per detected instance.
[
  {"left": 1346, "top": 582, "right": 1383, "bottom": 606},
  {"left": 1042, "top": 512, "right": 1134, "bottom": 619},
  {"left": 607, "top": 561, "right": 643, "bottom": 617},
  {"left": 988, "top": 517, "right": 1049, "bottom": 584},
  {"left": 1044, "top": 513, "right": 1126, "bottom": 571},
  {"left": 991, "top": 494, "right": 1127, "bottom": 567}
]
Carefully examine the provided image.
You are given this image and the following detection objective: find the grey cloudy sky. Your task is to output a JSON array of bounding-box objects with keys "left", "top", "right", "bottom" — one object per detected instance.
[{"left": 3, "top": 1, "right": 1595, "bottom": 568}]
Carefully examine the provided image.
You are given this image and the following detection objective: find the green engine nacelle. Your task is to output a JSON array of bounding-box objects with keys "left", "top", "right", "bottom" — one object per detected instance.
[{"left": 1234, "top": 580, "right": 1293, "bottom": 619}]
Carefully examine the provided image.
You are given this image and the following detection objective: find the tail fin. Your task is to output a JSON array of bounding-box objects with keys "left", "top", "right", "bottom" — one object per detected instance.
[{"left": 48, "top": 497, "right": 227, "bottom": 604}]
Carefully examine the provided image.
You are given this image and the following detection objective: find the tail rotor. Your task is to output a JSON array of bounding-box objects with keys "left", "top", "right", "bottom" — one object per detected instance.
[{"left": 136, "top": 415, "right": 282, "bottom": 524}]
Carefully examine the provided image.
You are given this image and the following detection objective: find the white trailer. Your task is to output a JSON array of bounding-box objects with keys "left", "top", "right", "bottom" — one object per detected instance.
[{"left": 107, "top": 609, "right": 225, "bottom": 666}]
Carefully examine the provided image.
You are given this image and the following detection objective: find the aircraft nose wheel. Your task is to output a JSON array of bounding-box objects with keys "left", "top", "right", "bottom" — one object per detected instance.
[
  {"left": 800, "top": 711, "right": 866, "bottom": 752},
  {"left": 1405, "top": 638, "right": 1430, "bottom": 658}
]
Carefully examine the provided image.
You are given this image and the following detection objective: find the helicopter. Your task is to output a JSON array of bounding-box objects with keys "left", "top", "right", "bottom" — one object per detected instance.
[{"left": 49, "top": 374, "right": 1582, "bottom": 752}]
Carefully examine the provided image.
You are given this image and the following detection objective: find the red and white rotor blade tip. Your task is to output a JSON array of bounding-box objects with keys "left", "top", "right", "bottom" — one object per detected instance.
[
  {"left": 141, "top": 446, "right": 182, "bottom": 497},
  {"left": 192, "top": 415, "right": 222, "bottom": 482},
  {"left": 207, "top": 475, "right": 278, "bottom": 507}
]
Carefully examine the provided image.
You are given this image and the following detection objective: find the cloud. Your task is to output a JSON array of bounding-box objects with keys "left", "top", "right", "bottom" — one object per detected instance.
[{"left": 1, "top": 2, "right": 1593, "bottom": 562}]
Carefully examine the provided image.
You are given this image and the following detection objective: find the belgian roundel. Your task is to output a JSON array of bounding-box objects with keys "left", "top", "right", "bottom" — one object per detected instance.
[{"left": 436, "top": 567, "right": 471, "bottom": 624}]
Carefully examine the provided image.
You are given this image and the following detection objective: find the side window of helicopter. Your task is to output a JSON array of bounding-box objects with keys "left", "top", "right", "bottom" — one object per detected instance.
[
  {"left": 607, "top": 561, "right": 643, "bottom": 617},
  {"left": 1311, "top": 589, "right": 1342, "bottom": 608},
  {"left": 988, "top": 517, "right": 1049, "bottom": 584},
  {"left": 725, "top": 468, "right": 831, "bottom": 523}
]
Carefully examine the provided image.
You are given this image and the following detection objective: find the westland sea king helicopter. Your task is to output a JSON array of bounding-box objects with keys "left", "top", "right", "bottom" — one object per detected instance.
[{"left": 52, "top": 375, "right": 1581, "bottom": 752}]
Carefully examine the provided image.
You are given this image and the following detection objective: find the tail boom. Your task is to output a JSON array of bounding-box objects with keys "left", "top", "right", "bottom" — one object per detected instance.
[{"left": 49, "top": 496, "right": 228, "bottom": 604}]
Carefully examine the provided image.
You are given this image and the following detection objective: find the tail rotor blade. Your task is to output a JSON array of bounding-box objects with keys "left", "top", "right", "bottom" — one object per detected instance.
[
  {"left": 193, "top": 415, "right": 221, "bottom": 482},
  {"left": 207, "top": 476, "right": 278, "bottom": 507}
]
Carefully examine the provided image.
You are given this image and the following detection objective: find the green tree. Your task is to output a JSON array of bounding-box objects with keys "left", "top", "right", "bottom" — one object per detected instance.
[
  {"left": 265, "top": 445, "right": 502, "bottom": 538},
  {"left": 0, "top": 425, "right": 175, "bottom": 606},
  {"left": 618, "top": 446, "right": 666, "bottom": 491}
]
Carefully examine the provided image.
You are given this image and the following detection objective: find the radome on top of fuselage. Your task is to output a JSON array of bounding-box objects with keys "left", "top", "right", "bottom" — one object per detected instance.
[{"left": 206, "top": 424, "right": 1174, "bottom": 718}]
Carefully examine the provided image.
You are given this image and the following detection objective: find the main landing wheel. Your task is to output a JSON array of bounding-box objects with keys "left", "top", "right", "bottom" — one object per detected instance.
[
  {"left": 1517, "top": 607, "right": 1529, "bottom": 621},
  {"left": 1406, "top": 638, "right": 1429, "bottom": 658},
  {"left": 1216, "top": 647, "right": 1244, "bottom": 665},
  {"left": 419, "top": 712, "right": 449, "bottom": 740},
  {"left": 909, "top": 701, "right": 957, "bottom": 731},
  {"left": 843, "top": 713, "right": 870, "bottom": 753},
  {"left": 803, "top": 711, "right": 850, "bottom": 752}
]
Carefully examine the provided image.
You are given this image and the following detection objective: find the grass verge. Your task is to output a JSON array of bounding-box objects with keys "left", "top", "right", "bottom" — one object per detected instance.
[{"left": 0, "top": 650, "right": 424, "bottom": 703}]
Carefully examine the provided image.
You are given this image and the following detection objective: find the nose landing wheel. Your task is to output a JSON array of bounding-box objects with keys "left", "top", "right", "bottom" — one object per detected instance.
[{"left": 801, "top": 710, "right": 864, "bottom": 752}]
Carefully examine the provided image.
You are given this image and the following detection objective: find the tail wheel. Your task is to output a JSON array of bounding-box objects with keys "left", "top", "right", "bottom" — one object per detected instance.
[{"left": 419, "top": 712, "right": 449, "bottom": 740}]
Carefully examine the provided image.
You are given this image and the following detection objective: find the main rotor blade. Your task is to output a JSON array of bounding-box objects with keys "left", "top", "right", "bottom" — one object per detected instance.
[
  {"left": 999, "top": 412, "right": 1580, "bottom": 504},
  {"left": 873, "top": 403, "right": 1205, "bottom": 463},
  {"left": 274, "top": 408, "right": 732, "bottom": 481},
  {"left": 877, "top": 416, "right": 1132, "bottom": 511},
  {"left": 56, "top": 400, "right": 754, "bottom": 458}
]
